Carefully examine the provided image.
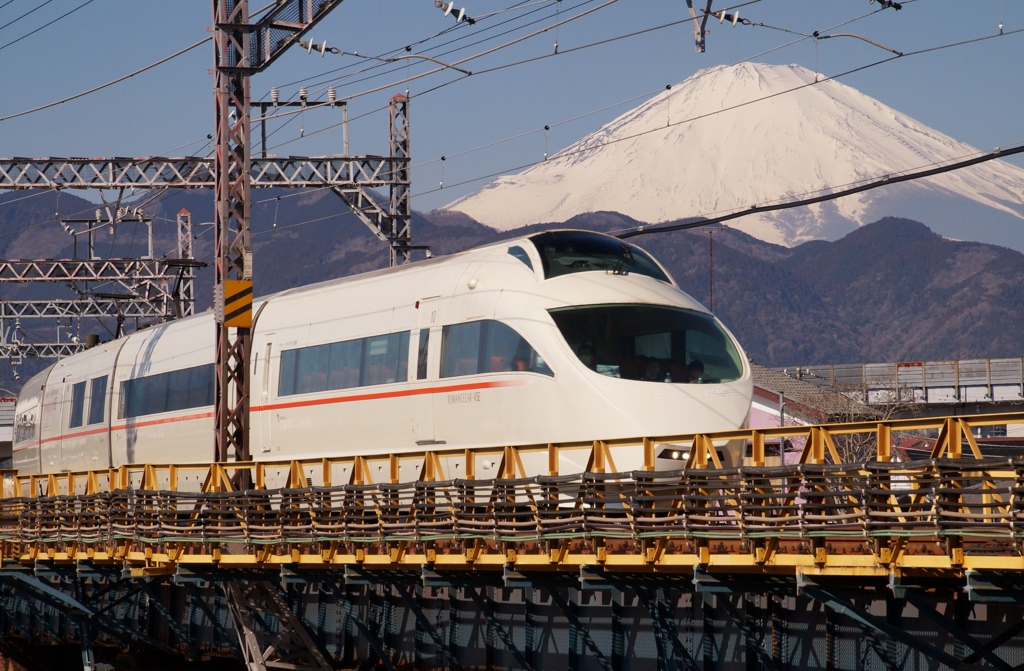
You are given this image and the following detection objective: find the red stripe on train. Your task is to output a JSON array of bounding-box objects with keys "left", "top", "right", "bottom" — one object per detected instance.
[{"left": 27, "top": 379, "right": 528, "bottom": 447}]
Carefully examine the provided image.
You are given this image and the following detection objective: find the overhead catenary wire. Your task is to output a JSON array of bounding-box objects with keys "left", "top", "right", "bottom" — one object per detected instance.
[
  {"left": 284, "top": 0, "right": 562, "bottom": 98},
  {"left": 408, "top": 3, "right": 904, "bottom": 171},
  {"left": 0, "top": 36, "right": 210, "bottom": 123},
  {"left": 616, "top": 143, "right": 1024, "bottom": 239},
  {"left": 409, "top": 26, "right": 1024, "bottom": 200},
  {"left": 269, "top": 0, "right": 889, "bottom": 156},
  {"left": 249, "top": 0, "right": 611, "bottom": 130},
  {"left": 239, "top": 1, "right": 531, "bottom": 145},
  {"left": 265, "top": 8, "right": 703, "bottom": 152},
  {"left": 0, "top": 0, "right": 98, "bottom": 52},
  {"left": 0, "top": 0, "right": 54, "bottom": 32}
]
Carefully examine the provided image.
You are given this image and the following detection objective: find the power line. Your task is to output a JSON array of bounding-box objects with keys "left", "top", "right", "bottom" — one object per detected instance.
[
  {"left": 0, "top": 0, "right": 54, "bottom": 32},
  {"left": 410, "top": 26, "right": 1024, "bottom": 200},
  {"left": 0, "top": 0, "right": 98, "bottom": 52},
  {"left": 0, "top": 36, "right": 210, "bottom": 123},
  {"left": 251, "top": 0, "right": 608, "bottom": 131},
  {"left": 407, "top": 3, "right": 901, "bottom": 171},
  {"left": 279, "top": 0, "right": 559, "bottom": 99},
  {"left": 234, "top": 2, "right": 547, "bottom": 152},
  {"left": 616, "top": 143, "right": 1024, "bottom": 239},
  {"left": 272, "top": 0, "right": 884, "bottom": 157}
]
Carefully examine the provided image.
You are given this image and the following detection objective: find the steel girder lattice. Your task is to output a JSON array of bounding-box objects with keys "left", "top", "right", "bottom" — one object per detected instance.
[
  {"left": 1, "top": 567, "right": 1024, "bottom": 671},
  {"left": 0, "top": 156, "right": 404, "bottom": 190},
  {"left": 213, "top": 0, "right": 255, "bottom": 464},
  {"left": 0, "top": 209, "right": 202, "bottom": 362},
  {"left": 210, "top": 0, "right": 345, "bottom": 464},
  {"left": 388, "top": 94, "right": 412, "bottom": 266}
]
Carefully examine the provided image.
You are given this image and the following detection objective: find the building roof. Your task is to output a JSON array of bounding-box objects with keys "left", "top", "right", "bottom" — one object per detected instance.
[{"left": 751, "top": 363, "right": 873, "bottom": 421}]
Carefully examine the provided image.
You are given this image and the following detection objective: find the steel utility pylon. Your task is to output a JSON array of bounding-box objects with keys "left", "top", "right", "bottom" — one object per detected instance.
[{"left": 211, "top": 0, "right": 344, "bottom": 464}]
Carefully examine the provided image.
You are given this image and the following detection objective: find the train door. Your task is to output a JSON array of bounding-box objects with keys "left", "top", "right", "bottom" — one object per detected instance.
[
  {"left": 60, "top": 377, "right": 86, "bottom": 471},
  {"left": 258, "top": 334, "right": 275, "bottom": 454},
  {"left": 38, "top": 383, "right": 62, "bottom": 473},
  {"left": 414, "top": 298, "right": 440, "bottom": 446}
]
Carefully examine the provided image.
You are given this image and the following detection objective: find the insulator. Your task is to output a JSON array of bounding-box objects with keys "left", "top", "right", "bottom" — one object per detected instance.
[
  {"left": 299, "top": 87, "right": 308, "bottom": 102},
  {"left": 328, "top": 87, "right": 337, "bottom": 103},
  {"left": 270, "top": 87, "right": 279, "bottom": 105}
]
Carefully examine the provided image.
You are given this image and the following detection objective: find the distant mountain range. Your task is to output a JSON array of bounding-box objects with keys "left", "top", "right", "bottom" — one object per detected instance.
[
  {"left": 1, "top": 188, "right": 1019, "bottom": 370},
  {"left": 441, "top": 63, "right": 1024, "bottom": 252}
]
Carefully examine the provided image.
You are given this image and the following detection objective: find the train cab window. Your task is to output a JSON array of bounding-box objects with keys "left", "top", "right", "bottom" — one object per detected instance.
[
  {"left": 440, "top": 320, "right": 552, "bottom": 378},
  {"left": 88, "top": 376, "right": 107, "bottom": 425},
  {"left": 417, "top": 329, "right": 430, "bottom": 380},
  {"left": 508, "top": 246, "right": 534, "bottom": 271},
  {"left": 279, "top": 331, "right": 410, "bottom": 397},
  {"left": 68, "top": 381, "right": 87, "bottom": 428},
  {"left": 548, "top": 304, "right": 743, "bottom": 384},
  {"left": 121, "top": 364, "right": 214, "bottom": 419},
  {"left": 528, "top": 231, "right": 670, "bottom": 283}
]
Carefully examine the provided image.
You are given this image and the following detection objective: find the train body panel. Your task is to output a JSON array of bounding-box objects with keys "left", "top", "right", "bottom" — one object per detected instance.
[
  {"left": 14, "top": 230, "right": 754, "bottom": 477},
  {"left": 50, "top": 342, "right": 122, "bottom": 472},
  {"left": 110, "top": 314, "right": 215, "bottom": 467},
  {"left": 12, "top": 367, "right": 50, "bottom": 474}
]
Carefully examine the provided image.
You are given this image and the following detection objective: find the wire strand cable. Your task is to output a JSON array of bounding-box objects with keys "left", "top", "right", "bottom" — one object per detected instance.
[
  {"left": 410, "top": 26, "right": 1023, "bottom": 199},
  {"left": 616, "top": 143, "right": 1024, "bottom": 239},
  {"left": 0, "top": 0, "right": 54, "bottom": 32},
  {"left": 0, "top": 0, "right": 97, "bottom": 52},
  {"left": 0, "top": 36, "right": 211, "bottom": 123}
]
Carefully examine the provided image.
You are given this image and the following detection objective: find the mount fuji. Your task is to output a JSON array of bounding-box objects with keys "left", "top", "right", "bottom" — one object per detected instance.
[{"left": 440, "top": 63, "right": 1024, "bottom": 250}]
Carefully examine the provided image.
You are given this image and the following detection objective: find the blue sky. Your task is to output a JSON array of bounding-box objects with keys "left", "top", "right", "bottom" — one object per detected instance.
[{"left": 1, "top": 0, "right": 1022, "bottom": 213}]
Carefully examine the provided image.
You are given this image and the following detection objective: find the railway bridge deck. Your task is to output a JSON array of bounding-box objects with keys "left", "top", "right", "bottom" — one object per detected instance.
[{"left": 2, "top": 412, "right": 1024, "bottom": 670}]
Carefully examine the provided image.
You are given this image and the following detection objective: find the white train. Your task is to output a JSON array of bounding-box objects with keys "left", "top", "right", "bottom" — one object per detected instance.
[{"left": 12, "top": 230, "right": 753, "bottom": 479}]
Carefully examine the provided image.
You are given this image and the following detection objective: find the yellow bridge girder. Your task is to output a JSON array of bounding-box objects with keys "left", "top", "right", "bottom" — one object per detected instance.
[{"left": 3, "top": 411, "right": 1023, "bottom": 579}]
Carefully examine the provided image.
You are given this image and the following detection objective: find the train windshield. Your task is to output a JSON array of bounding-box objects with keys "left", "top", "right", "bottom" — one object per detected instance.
[
  {"left": 528, "top": 231, "right": 670, "bottom": 283},
  {"left": 549, "top": 304, "right": 744, "bottom": 383}
]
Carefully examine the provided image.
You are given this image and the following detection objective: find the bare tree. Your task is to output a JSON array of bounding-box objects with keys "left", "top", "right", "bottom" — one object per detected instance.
[{"left": 822, "top": 379, "right": 924, "bottom": 463}]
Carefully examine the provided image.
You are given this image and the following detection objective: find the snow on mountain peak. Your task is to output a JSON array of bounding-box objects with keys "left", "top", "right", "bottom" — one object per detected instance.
[{"left": 440, "top": 62, "right": 1024, "bottom": 247}]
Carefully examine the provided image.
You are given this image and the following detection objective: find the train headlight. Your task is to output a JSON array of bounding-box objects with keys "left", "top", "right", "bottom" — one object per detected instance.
[{"left": 657, "top": 447, "right": 690, "bottom": 461}]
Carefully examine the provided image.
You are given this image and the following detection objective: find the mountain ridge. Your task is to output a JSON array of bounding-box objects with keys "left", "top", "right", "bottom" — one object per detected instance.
[
  {"left": 441, "top": 62, "right": 1024, "bottom": 251},
  {"left": 0, "top": 189, "right": 1020, "bottom": 374}
]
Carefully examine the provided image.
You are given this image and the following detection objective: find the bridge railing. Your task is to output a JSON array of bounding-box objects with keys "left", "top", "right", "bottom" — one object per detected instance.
[{"left": 1, "top": 411, "right": 1022, "bottom": 574}]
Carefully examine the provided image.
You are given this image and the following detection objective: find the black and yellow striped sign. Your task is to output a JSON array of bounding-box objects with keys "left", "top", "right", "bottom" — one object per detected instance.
[{"left": 224, "top": 279, "right": 253, "bottom": 328}]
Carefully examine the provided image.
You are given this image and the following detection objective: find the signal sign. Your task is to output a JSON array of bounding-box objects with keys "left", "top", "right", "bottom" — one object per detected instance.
[{"left": 223, "top": 280, "right": 253, "bottom": 328}]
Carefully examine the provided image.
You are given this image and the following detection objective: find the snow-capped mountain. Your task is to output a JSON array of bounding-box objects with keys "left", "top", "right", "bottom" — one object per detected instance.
[{"left": 440, "top": 63, "right": 1024, "bottom": 249}]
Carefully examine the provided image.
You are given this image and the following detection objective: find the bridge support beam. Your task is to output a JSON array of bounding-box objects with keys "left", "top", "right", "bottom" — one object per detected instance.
[{"left": 224, "top": 581, "right": 333, "bottom": 671}]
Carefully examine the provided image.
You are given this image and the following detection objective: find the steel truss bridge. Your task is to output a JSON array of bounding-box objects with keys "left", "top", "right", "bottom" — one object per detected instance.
[
  {"left": 3, "top": 412, "right": 1024, "bottom": 670},
  {"left": 0, "top": 149, "right": 413, "bottom": 363}
]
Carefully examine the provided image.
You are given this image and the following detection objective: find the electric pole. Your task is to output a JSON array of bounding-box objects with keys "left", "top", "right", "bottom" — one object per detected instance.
[{"left": 211, "top": 0, "right": 344, "bottom": 463}]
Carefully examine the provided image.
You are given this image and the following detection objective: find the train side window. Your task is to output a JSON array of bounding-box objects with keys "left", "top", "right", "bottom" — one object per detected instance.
[
  {"left": 278, "top": 331, "right": 411, "bottom": 397},
  {"left": 440, "top": 320, "right": 552, "bottom": 378},
  {"left": 68, "top": 381, "right": 87, "bottom": 428},
  {"left": 416, "top": 329, "right": 429, "bottom": 380},
  {"left": 121, "top": 364, "right": 214, "bottom": 419},
  {"left": 364, "top": 333, "right": 409, "bottom": 386},
  {"left": 329, "top": 340, "right": 362, "bottom": 390},
  {"left": 295, "top": 343, "right": 331, "bottom": 395},
  {"left": 508, "top": 246, "right": 534, "bottom": 271},
  {"left": 88, "top": 376, "right": 107, "bottom": 425}
]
